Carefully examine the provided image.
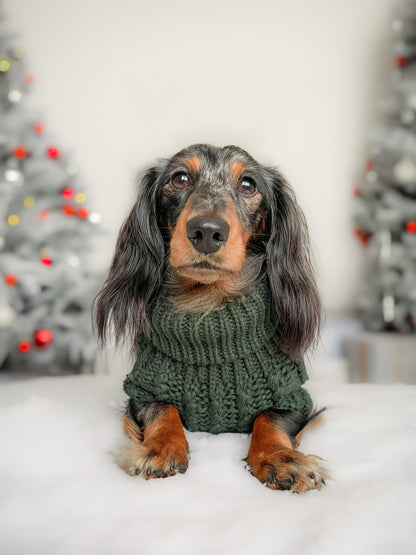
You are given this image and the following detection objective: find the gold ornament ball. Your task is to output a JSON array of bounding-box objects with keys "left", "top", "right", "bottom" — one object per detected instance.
[
  {"left": 75, "top": 193, "right": 86, "bottom": 204},
  {"left": 0, "top": 58, "right": 11, "bottom": 72},
  {"left": 8, "top": 215, "right": 19, "bottom": 226},
  {"left": 11, "top": 47, "right": 25, "bottom": 59}
]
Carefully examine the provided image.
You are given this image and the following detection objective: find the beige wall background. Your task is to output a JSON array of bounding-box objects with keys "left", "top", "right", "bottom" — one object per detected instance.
[{"left": 6, "top": 0, "right": 397, "bottom": 313}]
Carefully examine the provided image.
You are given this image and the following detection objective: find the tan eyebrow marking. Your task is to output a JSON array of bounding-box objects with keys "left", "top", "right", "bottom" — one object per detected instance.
[
  {"left": 184, "top": 157, "right": 201, "bottom": 172},
  {"left": 230, "top": 161, "right": 247, "bottom": 180}
]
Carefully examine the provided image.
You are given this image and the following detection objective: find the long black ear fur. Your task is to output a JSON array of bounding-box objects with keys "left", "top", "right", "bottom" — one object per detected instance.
[
  {"left": 94, "top": 167, "right": 165, "bottom": 348},
  {"left": 264, "top": 169, "right": 322, "bottom": 357}
]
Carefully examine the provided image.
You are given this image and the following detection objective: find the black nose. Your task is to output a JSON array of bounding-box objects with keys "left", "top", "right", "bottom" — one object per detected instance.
[{"left": 186, "top": 216, "right": 230, "bottom": 254}]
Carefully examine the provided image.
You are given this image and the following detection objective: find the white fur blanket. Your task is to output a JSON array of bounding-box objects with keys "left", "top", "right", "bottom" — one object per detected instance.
[{"left": 0, "top": 375, "right": 415, "bottom": 555}]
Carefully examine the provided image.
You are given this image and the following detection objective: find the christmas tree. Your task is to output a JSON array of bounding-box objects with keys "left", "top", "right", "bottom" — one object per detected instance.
[
  {"left": 0, "top": 6, "right": 102, "bottom": 373},
  {"left": 354, "top": 0, "right": 416, "bottom": 333}
]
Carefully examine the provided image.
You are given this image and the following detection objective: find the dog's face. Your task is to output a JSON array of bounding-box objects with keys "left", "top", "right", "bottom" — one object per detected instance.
[
  {"left": 158, "top": 145, "right": 266, "bottom": 285},
  {"left": 95, "top": 143, "right": 321, "bottom": 357}
]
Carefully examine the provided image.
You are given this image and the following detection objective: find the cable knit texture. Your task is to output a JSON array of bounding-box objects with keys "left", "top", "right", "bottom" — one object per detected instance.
[{"left": 123, "top": 280, "right": 312, "bottom": 433}]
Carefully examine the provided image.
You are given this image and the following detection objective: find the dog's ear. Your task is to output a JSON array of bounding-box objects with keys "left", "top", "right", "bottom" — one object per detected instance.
[
  {"left": 264, "top": 169, "right": 322, "bottom": 357},
  {"left": 94, "top": 167, "right": 164, "bottom": 348}
]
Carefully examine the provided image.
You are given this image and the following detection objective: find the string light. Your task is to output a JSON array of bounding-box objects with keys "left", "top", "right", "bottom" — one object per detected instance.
[
  {"left": 68, "top": 255, "right": 80, "bottom": 267},
  {"left": 4, "top": 169, "right": 23, "bottom": 184},
  {"left": 8, "top": 89, "right": 22, "bottom": 103},
  {"left": 33, "top": 123, "right": 44, "bottom": 134},
  {"left": 67, "top": 162, "right": 78, "bottom": 175},
  {"left": 88, "top": 211, "right": 103, "bottom": 224},
  {"left": 0, "top": 303, "right": 16, "bottom": 327}
]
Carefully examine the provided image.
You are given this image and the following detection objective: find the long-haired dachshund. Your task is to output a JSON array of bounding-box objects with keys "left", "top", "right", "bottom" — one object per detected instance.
[{"left": 95, "top": 144, "right": 329, "bottom": 492}]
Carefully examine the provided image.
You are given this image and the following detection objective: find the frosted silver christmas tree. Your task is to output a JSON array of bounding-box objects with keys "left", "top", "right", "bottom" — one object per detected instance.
[
  {"left": 354, "top": 0, "right": 416, "bottom": 333},
  {"left": 0, "top": 7, "right": 102, "bottom": 372}
]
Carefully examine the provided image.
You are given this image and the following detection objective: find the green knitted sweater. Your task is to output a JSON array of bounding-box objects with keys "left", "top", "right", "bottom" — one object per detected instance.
[{"left": 123, "top": 280, "right": 312, "bottom": 434}]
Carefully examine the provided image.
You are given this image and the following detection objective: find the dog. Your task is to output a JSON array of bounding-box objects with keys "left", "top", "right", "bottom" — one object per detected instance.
[{"left": 95, "top": 144, "right": 329, "bottom": 492}]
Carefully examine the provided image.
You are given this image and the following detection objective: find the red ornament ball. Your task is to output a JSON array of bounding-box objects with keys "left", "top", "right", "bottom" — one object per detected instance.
[
  {"left": 4, "top": 274, "right": 18, "bottom": 286},
  {"left": 406, "top": 221, "right": 416, "bottom": 233},
  {"left": 354, "top": 227, "right": 371, "bottom": 246},
  {"left": 47, "top": 147, "right": 60, "bottom": 159},
  {"left": 62, "top": 204, "right": 76, "bottom": 216},
  {"left": 365, "top": 159, "right": 373, "bottom": 171},
  {"left": 34, "top": 329, "right": 53, "bottom": 348},
  {"left": 78, "top": 207, "right": 89, "bottom": 219},
  {"left": 39, "top": 209, "right": 49, "bottom": 220},
  {"left": 25, "top": 73, "right": 35, "bottom": 84},
  {"left": 353, "top": 186, "right": 362, "bottom": 197},
  {"left": 395, "top": 56, "right": 407, "bottom": 68},
  {"left": 13, "top": 145, "right": 28, "bottom": 159},
  {"left": 41, "top": 257, "right": 53, "bottom": 266},
  {"left": 33, "top": 123, "right": 44, "bottom": 134},
  {"left": 19, "top": 340, "right": 31, "bottom": 353},
  {"left": 62, "top": 188, "right": 74, "bottom": 200}
]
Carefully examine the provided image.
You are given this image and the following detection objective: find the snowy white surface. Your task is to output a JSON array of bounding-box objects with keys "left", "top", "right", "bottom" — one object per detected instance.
[{"left": 0, "top": 374, "right": 415, "bottom": 555}]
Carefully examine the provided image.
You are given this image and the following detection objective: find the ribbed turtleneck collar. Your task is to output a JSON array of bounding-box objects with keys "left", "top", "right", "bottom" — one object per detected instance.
[{"left": 143, "top": 279, "right": 281, "bottom": 366}]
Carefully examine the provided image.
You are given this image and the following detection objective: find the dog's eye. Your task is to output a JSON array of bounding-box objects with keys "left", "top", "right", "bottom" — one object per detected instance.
[
  {"left": 237, "top": 177, "right": 257, "bottom": 196},
  {"left": 172, "top": 173, "right": 190, "bottom": 189}
]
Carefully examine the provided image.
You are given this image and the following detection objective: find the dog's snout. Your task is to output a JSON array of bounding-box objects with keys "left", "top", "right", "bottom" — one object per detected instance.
[{"left": 186, "top": 216, "right": 230, "bottom": 254}]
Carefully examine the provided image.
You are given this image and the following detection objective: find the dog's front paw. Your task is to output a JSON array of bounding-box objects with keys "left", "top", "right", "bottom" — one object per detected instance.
[
  {"left": 117, "top": 437, "right": 189, "bottom": 479},
  {"left": 245, "top": 448, "right": 329, "bottom": 493}
]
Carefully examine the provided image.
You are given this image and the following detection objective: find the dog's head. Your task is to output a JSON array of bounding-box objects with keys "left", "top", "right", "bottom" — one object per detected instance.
[
  {"left": 95, "top": 144, "right": 321, "bottom": 356},
  {"left": 163, "top": 145, "right": 263, "bottom": 284}
]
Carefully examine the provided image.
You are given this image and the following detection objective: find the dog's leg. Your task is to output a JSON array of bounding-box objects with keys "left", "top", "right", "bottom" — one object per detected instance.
[
  {"left": 117, "top": 399, "right": 189, "bottom": 479},
  {"left": 245, "top": 410, "right": 329, "bottom": 492}
]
